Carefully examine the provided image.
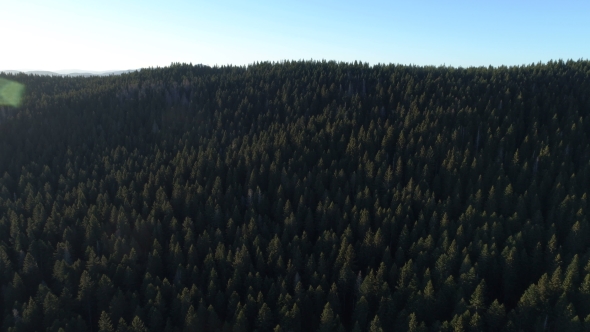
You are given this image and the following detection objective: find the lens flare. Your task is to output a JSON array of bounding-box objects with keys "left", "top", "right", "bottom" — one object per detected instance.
[{"left": 0, "top": 78, "right": 25, "bottom": 107}]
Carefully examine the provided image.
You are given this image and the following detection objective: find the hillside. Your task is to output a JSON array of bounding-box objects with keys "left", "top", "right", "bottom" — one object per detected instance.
[{"left": 0, "top": 60, "right": 590, "bottom": 331}]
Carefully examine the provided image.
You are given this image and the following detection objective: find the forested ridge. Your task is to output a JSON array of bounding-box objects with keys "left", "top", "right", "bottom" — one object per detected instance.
[{"left": 1, "top": 60, "right": 590, "bottom": 331}]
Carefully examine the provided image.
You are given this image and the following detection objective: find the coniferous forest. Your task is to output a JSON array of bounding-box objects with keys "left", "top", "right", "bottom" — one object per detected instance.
[{"left": 1, "top": 60, "right": 590, "bottom": 332}]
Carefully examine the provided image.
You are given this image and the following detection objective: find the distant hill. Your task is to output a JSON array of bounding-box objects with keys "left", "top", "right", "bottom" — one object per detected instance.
[
  {"left": 26, "top": 71, "right": 62, "bottom": 76},
  {"left": 99, "top": 69, "right": 137, "bottom": 76},
  {"left": 63, "top": 72, "right": 96, "bottom": 77},
  {"left": 53, "top": 69, "right": 104, "bottom": 75},
  {"left": 0, "top": 69, "right": 137, "bottom": 76},
  {"left": 55, "top": 69, "right": 138, "bottom": 76}
]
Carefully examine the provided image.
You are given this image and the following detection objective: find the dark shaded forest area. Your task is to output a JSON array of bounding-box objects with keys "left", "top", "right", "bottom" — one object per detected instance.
[{"left": 1, "top": 60, "right": 590, "bottom": 331}]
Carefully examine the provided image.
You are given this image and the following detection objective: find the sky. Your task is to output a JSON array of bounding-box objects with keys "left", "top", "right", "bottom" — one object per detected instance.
[{"left": 1, "top": 0, "right": 589, "bottom": 71}]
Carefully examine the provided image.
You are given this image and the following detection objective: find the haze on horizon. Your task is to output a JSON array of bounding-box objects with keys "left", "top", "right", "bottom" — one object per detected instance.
[{"left": 1, "top": 0, "right": 589, "bottom": 72}]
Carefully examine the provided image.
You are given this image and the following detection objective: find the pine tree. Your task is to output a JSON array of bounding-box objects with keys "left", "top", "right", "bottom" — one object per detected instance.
[
  {"left": 233, "top": 307, "right": 249, "bottom": 332},
  {"left": 117, "top": 317, "right": 129, "bottom": 332},
  {"left": 257, "top": 302, "right": 274, "bottom": 332},
  {"left": 469, "top": 280, "right": 486, "bottom": 314},
  {"left": 43, "top": 291, "right": 60, "bottom": 328},
  {"left": 407, "top": 312, "right": 427, "bottom": 332},
  {"left": 318, "top": 302, "right": 337, "bottom": 332},
  {"left": 77, "top": 270, "right": 95, "bottom": 325},
  {"left": 99, "top": 311, "right": 115, "bottom": 332},
  {"left": 22, "top": 252, "right": 40, "bottom": 289},
  {"left": 368, "top": 315, "right": 383, "bottom": 332},
  {"left": 21, "top": 297, "right": 42, "bottom": 331},
  {"left": 485, "top": 300, "right": 506, "bottom": 331},
  {"left": 130, "top": 316, "right": 147, "bottom": 332},
  {"left": 353, "top": 296, "right": 369, "bottom": 330},
  {"left": 185, "top": 305, "right": 198, "bottom": 332}
]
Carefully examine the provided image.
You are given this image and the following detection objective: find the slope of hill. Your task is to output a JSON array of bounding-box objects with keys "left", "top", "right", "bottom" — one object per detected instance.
[{"left": 0, "top": 60, "right": 589, "bottom": 331}]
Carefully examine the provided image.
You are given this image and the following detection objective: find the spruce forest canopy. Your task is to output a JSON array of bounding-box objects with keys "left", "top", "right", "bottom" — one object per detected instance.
[{"left": 1, "top": 60, "right": 590, "bottom": 332}]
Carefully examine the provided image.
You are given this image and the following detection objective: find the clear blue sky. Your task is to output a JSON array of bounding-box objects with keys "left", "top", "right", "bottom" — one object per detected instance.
[{"left": 2, "top": 0, "right": 589, "bottom": 71}]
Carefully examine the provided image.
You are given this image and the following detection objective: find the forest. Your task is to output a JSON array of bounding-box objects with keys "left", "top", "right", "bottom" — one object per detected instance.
[{"left": 0, "top": 60, "right": 590, "bottom": 331}]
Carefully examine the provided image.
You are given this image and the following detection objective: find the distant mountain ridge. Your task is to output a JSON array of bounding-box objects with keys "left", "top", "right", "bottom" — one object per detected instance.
[{"left": 0, "top": 69, "right": 137, "bottom": 77}]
